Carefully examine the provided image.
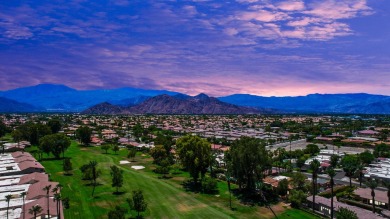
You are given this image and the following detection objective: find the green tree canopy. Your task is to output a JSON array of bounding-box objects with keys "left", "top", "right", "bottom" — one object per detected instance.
[
  {"left": 277, "top": 178, "right": 289, "bottom": 196},
  {"left": 63, "top": 158, "right": 72, "bottom": 175},
  {"left": 76, "top": 126, "right": 92, "bottom": 146},
  {"left": 15, "top": 122, "right": 52, "bottom": 145},
  {"left": 150, "top": 145, "right": 168, "bottom": 165},
  {"left": 0, "top": 120, "right": 9, "bottom": 137},
  {"left": 305, "top": 144, "right": 320, "bottom": 156},
  {"left": 288, "top": 190, "right": 306, "bottom": 208},
  {"left": 112, "top": 144, "right": 120, "bottom": 155},
  {"left": 374, "top": 143, "right": 390, "bottom": 158},
  {"left": 176, "top": 135, "right": 211, "bottom": 183},
  {"left": 39, "top": 133, "right": 71, "bottom": 159},
  {"left": 127, "top": 190, "right": 147, "bottom": 218},
  {"left": 110, "top": 165, "right": 124, "bottom": 193},
  {"left": 226, "top": 136, "right": 271, "bottom": 191},
  {"left": 48, "top": 119, "right": 62, "bottom": 134},
  {"left": 359, "top": 150, "right": 375, "bottom": 165},
  {"left": 341, "top": 155, "right": 360, "bottom": 187},
  {"left": 107, "top": 206, "right": 126, "bottom": 219}
]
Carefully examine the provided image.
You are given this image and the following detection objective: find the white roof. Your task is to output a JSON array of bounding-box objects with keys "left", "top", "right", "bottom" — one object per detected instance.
[{"left": 0, "top": 207, "right": 22, "bottom": 219}]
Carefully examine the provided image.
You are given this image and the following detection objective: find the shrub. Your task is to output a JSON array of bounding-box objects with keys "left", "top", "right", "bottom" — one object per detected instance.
[
  {"left": 201, "top": 177, "right": 218, "bottom": 194},
  {"left": 154, "top": 166, "right": 170, "bottom": 174},
  {"left": 319, "top": 185, "right": 350, "bottom": 198},
  {"left": 289, "top": 190, "right": 306, "bottom": 208}
]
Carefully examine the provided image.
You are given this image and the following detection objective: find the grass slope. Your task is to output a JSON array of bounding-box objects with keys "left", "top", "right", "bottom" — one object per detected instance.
[{"left": 32, "top": 142, "right": 317, "bottom": 219}]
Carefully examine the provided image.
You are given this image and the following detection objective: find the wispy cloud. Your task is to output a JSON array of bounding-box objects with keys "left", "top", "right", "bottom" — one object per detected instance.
[{"left": 0, "top": 0, "right": 388, "bottom": 97}]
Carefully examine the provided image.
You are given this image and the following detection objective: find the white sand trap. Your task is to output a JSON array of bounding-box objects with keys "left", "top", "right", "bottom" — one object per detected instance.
[
  {"left": 131, "top": 166, "right": 145, "bottom": 170},
  {"left": 119, "top": 160, "right": 131, "bottom": 164}
]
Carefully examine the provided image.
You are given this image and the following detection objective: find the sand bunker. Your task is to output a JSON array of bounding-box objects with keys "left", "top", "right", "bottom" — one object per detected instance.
[
  {"left": 119, "top": 160, "right": 131, "bottom": 164},
  {"left": 131, "top": 166, "right": 145, "bottom": 170}
]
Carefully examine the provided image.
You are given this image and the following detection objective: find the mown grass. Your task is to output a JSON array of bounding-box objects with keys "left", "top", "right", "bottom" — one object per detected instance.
[
  {"left": 276, "top": 208, "right": 320, "bottom": 219},
  {"left": 28, "top": 141, "right": 318, "bottom": 219}
]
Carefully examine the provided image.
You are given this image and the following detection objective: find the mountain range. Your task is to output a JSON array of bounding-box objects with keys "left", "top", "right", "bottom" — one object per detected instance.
[
  {"left": 0, "top": 97, "right": 42, "bottom": 113},
  {"left": 1, "top": 84, "right": 390, "bottom": 114},
  {"left": 82, "top": 94, "right": 260, "bottom": 115}
]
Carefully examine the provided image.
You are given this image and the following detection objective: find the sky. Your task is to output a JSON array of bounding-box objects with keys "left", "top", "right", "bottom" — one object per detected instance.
[{"left": 1, "top": 0, "right": 390, "bottom": 97}]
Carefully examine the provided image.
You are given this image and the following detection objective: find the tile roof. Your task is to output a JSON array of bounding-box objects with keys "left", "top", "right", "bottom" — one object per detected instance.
[
  {"left": 355, "top": 188, "right": 388, "bottom": 204},
  {"left": 308, "top": 195, "right": 383, "bottom": 219},
  {"left": 26, "top": 181, "right": 58, "bottom": 200},
  {"left": 22, "top": 197, "right": 62, "bottom": 219},
  {"left": 18, "top": 173, "right": 49, "bottom": 185},
  {"left": 17, "top": 161, "right": 44, "bottom": 171}
]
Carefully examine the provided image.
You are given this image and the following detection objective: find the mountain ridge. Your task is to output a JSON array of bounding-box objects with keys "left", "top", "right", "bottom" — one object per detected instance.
[
  {"left": 2, "top": 84, "right": 390, "bottom": 114},
  {"left": 82, "top": 93, "right": 262, "bottom": 115}
]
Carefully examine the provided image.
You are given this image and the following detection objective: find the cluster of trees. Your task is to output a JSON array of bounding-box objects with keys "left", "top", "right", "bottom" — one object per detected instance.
[
  {"left": 39, "top": 133, "right": 71, "bottom": 159},
  {"left": 80, "top": 161, "right": 125, "bottom": 196},
  {"left": 176, "top": 135, "right": 211, "bottom": 184},
  {"left": 0, "top": 120, "right": 10, "bottom": 138},
  {"left": 108, "top": 190, "right": 148, "bottom": 219},
  {"left": 80, "top": 161, "right": 100, "bottom": 197},
  {"left": 226, "top": 137, "right": 271, "bottom": 192},
  {"left": 12, "top": 122, "right": 52, "bottom": 145},
  {"left": 76, "top": 126, "right": 92, "bottom": 145},
  {"left": 374, "top": 143, "right": 390, "bottom": 158},
  {"left": 339, "top": 150, "right": 375, "bottom": 187}
]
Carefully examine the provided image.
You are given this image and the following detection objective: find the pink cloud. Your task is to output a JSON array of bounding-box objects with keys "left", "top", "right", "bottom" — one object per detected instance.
[
  {"left": 277, "top": 0, "right": 305, "bottom": 11},
  {"left": 237, "top": 10, "right": 289, "bottom": 22}
]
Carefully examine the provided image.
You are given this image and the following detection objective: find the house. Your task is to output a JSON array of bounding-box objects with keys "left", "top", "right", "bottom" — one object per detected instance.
[
  {"left": 306, "top": 195, "right": 383, "bottom": 219},
  {"left": 354, "top": 188, "right": 388, "bottom": 209}
]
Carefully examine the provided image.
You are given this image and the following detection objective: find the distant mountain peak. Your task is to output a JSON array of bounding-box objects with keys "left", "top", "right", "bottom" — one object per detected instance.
[
  {"left": 194, "top": 93, "right": 209, "bottom": 99},
  {"left": 32, "top": 83, "right": 75, "bottom": 90},
  {"left": 174, "top": 93, "right": 191, "bottom": 100}
]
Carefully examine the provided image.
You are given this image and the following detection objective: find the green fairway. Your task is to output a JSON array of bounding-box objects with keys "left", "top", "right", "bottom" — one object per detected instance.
[
  {"left": 276, "top": 208, "right": 320, "bottom": 219},
  {"left": 32, "top": 142, "right": 314, "bottom": 219}
]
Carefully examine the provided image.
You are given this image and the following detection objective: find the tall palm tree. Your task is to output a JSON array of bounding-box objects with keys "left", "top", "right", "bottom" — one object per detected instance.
[
  {"left": 310, "top": 159, "right": 320, "bottom": 212},
  {"left": 43, "top": 185, "right": 52, "bottom": 218},
  {"left": 366, "top": 178, "right": 378, "bottom": 213},
  {"left": 356, "top": 164, "right": 364, "bottom": 187},
  {"left": 21, "top": 192, "right": 27, "bottom": 219},
  {"left": 5, "top": 194, "right": 12, "bottom": 219},
  {"left": 52, "top": 184, "right": 62, "bottom": 219},
  {"left": 382, "top": 179, "right": 390, "bottom": 210},
  {"left": 53, "top": 193, "right": 62, "bottom": 219},
  {"left": 327, "top": 167, "right": 336, "bottom": 219},
  {"left": 29, "top": 204, "right": 43, "bottom": 219}
]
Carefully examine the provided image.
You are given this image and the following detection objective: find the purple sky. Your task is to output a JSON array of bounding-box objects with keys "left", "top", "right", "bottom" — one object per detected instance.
[{"left": 1, "top": 0, "right": 390, "bottom": 96}]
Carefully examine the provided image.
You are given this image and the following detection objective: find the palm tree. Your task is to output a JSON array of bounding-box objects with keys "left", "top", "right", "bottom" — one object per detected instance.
[
  {"left": 343, "top": 165, "right": 356, "bottom": 187},
  {"left": 356, "top": 164, "right": 364, "bottom": 187},
  {"left": 21, "top": 192, "right": 27, "bottom": 219},
  {"left": 29, "top": 204, "right": 43, "bottom": 219},
  {"left": 309, "top": 159, "right": 320, "bottom": 212},
  {"left": 43, "top": 185, "right": 52, "bottom": 218},
  {"left": 53, "top": 193, "right": 62, "bottom": 219},
  {"left": 52, "top": 184, "right": 62, "bottom": 219},
  {"left": 327, "top": 167, "right": 336, "bottom": 219},
  {"left": 382, "top": 179, "right": 390, "bottom": 210},
  {"left": 90, "top": 160, "right": 98, "bottom": 197},
  {"left": 365, "top": 178, "right": 378, "bottom": 213},
  {"left": 5, "top": 194, "right": 12, "bottom": 219}
]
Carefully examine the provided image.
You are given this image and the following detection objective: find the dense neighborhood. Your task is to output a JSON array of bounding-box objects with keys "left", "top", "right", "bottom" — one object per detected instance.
[{"left": 0, "top": 114, "right": 390, "bottom": 218}]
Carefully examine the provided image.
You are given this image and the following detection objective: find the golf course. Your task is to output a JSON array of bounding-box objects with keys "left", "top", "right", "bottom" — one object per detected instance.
[{"left": 31, "top": 141, "right": 318, "bottom": 219}]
